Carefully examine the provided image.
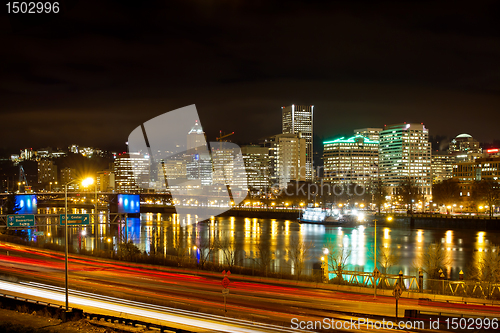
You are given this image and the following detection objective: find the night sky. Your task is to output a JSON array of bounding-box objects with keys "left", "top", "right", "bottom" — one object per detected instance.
[{"left": 1, "top": 0, "right": 500, "bottom": 153}]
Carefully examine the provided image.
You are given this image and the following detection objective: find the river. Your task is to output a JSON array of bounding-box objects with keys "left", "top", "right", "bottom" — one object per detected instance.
[{"left": 29, "top": 209, "right": 500, "bottom": 280}]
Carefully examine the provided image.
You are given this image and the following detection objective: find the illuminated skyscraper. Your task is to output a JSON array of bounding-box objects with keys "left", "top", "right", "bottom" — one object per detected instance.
[
  {"left": 267, "top": 134, "right": 306, "bottom": 188},
  {"left": 61, "top": 167, "right": 76, "bottom": 188},
  {"left": 354, "top": 128, "right": 382, "bottom": 141},
  {"left": 187, "top": 120, "right": 205, "bottom": 151},
  {"left": 211, "top": 146, "right": 236, "bottom": 186},
  {"left": 240, "top": 145, "right": 270, "bottom": 192},
  {"left": 281, "top": 105, "right": 313, "bottom": 180},
  {"left": 379, "top": 123, "right": 432, "bottom": 198},
  {"left": 37, "top": 159, "right": 57, "bottom": 185},
  {"left": 448, "top": 133, "right": 482, "bottom": 162},
  {"left": 323, "top": 135, "right": 379, "bottom": 185},
  {"left": 186, "top": 120, "right": 212, "bottom": 186},
  {"left": 431, "top": 151, "right": 454, "bottom": 183},
  {"left": 96, "top": 170, "right": 115, "bottom": 192},
  {"left": 113, "top": 152, "right": 150, "bottom": 192}
]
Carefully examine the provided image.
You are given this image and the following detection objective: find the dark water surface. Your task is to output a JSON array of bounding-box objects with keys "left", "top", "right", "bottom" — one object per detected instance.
[{"left": 36, "top": 209, "right": 500, "bottom": 280}]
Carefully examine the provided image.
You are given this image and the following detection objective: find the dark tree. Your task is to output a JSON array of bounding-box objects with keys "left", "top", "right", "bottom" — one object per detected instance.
[
  {"left": 471, "top": 180, "right": 500, "bottom": 218},
  {"left": 396, "top": 177, "right": 420, "bottom": 214},
  {"left": 2, "top": 194, "right": 20, "bottom": 215},
  {"left": 371, "top": 179, "right": 387, "bottom": 214},
  {"left": 432, "top": 179, "right": 461, "bottom": 206},
  {"left": 420, "top": 243, "right": 450, "bottom": 279},
  {"left": 118, "top": 240, "right": 141, "bottom": 261}
]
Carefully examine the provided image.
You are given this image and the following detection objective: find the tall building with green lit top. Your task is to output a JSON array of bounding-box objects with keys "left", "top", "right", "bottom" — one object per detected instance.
[{"left": 323, "top": 135, "right": 379, "bottom": 185}]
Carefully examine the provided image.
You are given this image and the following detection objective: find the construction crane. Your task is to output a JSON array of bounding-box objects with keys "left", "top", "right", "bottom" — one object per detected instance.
[
  {"left": 216, "top": 131, "right": 234, "bottom": 142},
  {"left": 214, "top": 131, "right": 235, "bottom": 153}
]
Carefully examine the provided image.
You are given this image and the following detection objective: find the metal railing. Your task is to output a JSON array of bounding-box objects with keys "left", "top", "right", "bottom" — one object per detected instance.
[
  {"left": 327, "top": 270, "right": 500, "bottom": 299},
  {"left": 425, "top": 279, "right": 500, "bottom": 298},
  {"left": 330, "top": 270, "right": 420, "bottom": 291}
]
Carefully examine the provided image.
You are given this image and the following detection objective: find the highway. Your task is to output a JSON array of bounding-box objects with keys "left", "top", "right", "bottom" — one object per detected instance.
[
  {"left": 0, "top": 280, "right": 304, "bottom": 333},
  {"left": 0, "top": 242, "right": 499, "bottom": 332}
]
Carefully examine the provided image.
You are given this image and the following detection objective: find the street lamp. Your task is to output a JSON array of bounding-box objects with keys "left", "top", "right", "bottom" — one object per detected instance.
[
  {"left": 82, "top": 177, "right": 97, "bottom": 251},
  {"left": 373, "top": 219, "right": 378, "bottom": 299},
  {"left": 321, "top": 248, "right": 329, "bottom": 282},
  {"left": 64, "top": 177, "right": 93, "bottom": 312}
]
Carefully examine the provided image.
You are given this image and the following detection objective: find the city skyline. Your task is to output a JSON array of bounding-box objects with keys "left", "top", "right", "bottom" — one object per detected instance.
[{"left": 2, "top": 123, "right": 498, "bottom": 158}]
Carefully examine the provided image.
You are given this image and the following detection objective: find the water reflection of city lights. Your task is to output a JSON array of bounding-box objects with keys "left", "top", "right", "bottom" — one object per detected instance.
[
  {"left": 384, "top": 228, "right": 390, "bottom": 240},
  {"left": 478, "top": 232, "right": 485, "bottom": 244},
  {"left": 417, "top": 230, "right": 423, "bottom": 243},
  {"left": 352, "top": 230, "right": 358, "bottom": 248},
  {"left": 38, "top": 209, "right": 500, "bottom": 280},
  {"left": 446, "top": 230, "right": 452, "bottom": 244},
  {"left": 343, "top": 235, "right": 349, "bottom": 247}
]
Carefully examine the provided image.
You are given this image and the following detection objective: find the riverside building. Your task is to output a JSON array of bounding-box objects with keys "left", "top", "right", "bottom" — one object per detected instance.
[
  {"left": 379, "top": 123, "right": 432, "bottom": 199},
  {"left": 323, "top": 135, "right": 379, "bottom": 186}
]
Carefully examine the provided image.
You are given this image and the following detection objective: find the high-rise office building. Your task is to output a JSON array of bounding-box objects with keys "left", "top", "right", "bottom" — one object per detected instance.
[
  {"left": 379, "top": 123, "right": 432, "bottom": 198},
  {"left": 114, "top": 152, "right": 151, "bottom": 192},
  {"left": 448, "top": 133, "right": 482, "bottom": 162},
  {"left": 211, "top": 146, "right": 236, "bottom": 186},
  {"left": 267, "top": 134, "right": 306, "bottom": 188},
  {"left": 37, "top": 159, "right": 57, "bottom": 186},
  {"left": 431, "top": 151, "right": 454, "bottom": 183},
  {"left": 323, "top": 135, "right": 379, "bottom": 185},
  {"left": 186, "top": 121, "right": 212, "bottom": 186},
  {"left": 353, "top": 128, "right": 383, "bottom": 142},
  {"left": 97, "top": 170, "right": 115, "bottom": 192},
  {"left": 240, "top": 145, "right": 270, "bottom": 192},
  {"left": 159, "top": 160, "right": 187, "bottom": 181},
  {"left": 187, "top": 120, "right": 205, "bottom": 151},
  {"left": 60, "top": 167, "right": 76, "bottom": 187},
  {"left": 282, "top": 105, "right": 313, "bottom": 181}
]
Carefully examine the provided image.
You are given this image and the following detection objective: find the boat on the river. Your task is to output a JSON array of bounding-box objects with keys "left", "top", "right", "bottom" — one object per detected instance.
[{"left": 298, "top": 207, "right": 367, "bottom": 225}]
